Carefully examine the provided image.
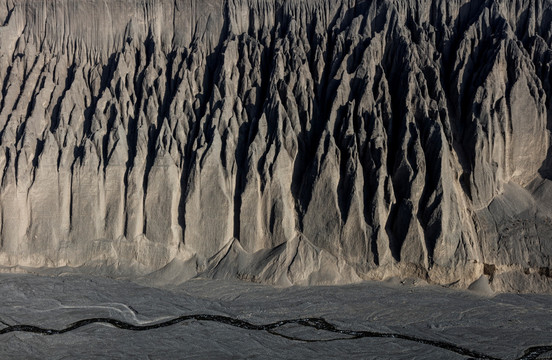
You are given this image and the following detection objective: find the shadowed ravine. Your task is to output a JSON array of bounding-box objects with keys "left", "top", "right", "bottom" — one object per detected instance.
[{"left": 0, "top": 314, "right": 549, "bottom": 360}]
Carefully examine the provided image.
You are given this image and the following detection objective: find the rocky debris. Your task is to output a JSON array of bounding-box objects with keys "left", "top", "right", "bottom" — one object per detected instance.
[{"left": 0, "top": 0, "right": 550, "bottom": 292}]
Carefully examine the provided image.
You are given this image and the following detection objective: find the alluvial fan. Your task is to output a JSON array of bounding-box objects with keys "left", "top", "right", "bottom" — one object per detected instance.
[{"left": 0, "top": 0, "right": 551, "bottom": 292}]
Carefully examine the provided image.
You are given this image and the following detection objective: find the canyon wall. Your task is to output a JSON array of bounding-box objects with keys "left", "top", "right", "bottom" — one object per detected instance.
[{"left": 0, "top": 0, "right": 551, "bottom": 291}]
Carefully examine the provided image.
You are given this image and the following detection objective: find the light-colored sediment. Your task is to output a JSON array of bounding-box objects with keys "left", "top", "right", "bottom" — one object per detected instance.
[{"left": 0, "top": 0, "right": 551, "bottom": 292}]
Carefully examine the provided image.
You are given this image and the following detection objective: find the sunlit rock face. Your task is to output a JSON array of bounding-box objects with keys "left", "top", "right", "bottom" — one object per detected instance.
[{"left": 0, "top": 0, "right": 550, "bottom": 291}]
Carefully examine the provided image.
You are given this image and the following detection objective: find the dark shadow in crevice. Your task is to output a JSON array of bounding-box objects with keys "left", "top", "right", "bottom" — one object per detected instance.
[{"left": 537, "top": 110, "right": 552, "bottom": 181}]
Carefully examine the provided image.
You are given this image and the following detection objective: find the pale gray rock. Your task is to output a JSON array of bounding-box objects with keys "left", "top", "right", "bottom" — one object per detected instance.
[{"left": 0, "top": 0, "right": 551, "bottom": 292}]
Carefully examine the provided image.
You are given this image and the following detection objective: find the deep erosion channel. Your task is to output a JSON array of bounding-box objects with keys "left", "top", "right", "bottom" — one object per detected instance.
[{"left": 0, "top": 314, "right": 549, "bottom": 359}]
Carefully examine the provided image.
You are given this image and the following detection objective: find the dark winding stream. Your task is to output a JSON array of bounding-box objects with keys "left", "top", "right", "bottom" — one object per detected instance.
[{"left": 0, "top": 314, "right": 549, "bottom": 359}]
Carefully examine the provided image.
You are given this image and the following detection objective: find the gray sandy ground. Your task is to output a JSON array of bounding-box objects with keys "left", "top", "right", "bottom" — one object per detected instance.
[{"left": 0, "top": 274, "right": 550, "bottom": 359}]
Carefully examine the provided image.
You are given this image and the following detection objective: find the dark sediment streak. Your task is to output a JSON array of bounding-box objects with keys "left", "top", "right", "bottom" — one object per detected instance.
[{"left": 0, "top": 314, "right": 549, "bottom": 359}]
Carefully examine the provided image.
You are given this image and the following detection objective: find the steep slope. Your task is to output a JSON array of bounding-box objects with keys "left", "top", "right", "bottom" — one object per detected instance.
[{"left": 0, "top": 0, "right": 551, "bottom": 291}]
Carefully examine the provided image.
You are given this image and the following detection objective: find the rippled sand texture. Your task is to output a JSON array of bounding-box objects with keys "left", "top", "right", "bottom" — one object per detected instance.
[{"left": 0, "top": 274, "right": 551, "bottom": 359}]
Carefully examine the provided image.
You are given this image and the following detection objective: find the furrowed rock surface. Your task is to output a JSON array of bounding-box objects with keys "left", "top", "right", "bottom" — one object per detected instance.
[{"left": 0, "top": 0, "right": 551, "bottom": 292}]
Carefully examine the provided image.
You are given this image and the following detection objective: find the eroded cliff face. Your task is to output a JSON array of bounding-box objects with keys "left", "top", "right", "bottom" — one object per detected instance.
[{"left": 0, "top": 0, "right": 550, "bottom": 291}]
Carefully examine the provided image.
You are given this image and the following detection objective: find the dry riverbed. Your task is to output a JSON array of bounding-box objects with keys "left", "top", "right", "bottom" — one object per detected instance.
[{"left": 0, "top": 274, "right": 550, "bottom": 359}]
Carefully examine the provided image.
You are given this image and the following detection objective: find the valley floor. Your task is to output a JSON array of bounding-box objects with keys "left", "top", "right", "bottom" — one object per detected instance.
[{"left": 0, "top": 274, "right": 550, "bottom": 359}]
